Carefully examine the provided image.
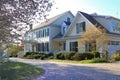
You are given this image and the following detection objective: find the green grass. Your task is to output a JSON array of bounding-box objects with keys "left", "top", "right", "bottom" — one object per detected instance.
[
  {"left": 80, "top": 58, "right": 108, "bottom": 63},
  {"left": 49, "top": 58, "right": 108, "bottom": 64},
  {"left": 49, "top": 59, "right": 81, "bottom": 64},
  {"left": 0, "top": 62, "right": 44, "bottom": 80}
]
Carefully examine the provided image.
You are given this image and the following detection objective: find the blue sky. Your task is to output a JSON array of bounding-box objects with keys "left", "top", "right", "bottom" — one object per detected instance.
[{"left": 49, "top": 0, "right": 120, "bottom": 19}]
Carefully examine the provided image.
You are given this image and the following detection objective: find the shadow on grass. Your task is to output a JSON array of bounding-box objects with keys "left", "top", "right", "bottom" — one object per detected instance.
[{"left": 0, "top": 62, "right": 44, "bottom": 80}]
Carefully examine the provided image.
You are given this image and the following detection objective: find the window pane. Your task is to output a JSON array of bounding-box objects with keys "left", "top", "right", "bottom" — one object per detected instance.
[
  {"left": 70, "top": 42, "right": 78, "bottom": 52},
  {"left": 76, "top": 22, "right": 86, "bottom": 34},
  {"left": 47, "top": 28, "right": 49, "bottom": 36}
]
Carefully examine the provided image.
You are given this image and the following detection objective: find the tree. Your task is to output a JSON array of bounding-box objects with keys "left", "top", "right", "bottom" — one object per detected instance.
[
  {"left": 78, "top": 26, "right": 112, "bottom": 57},
  {"left": 7, "top": 45, "right": 22, "bottom": 57},
  {"left": 0, "top": 0, "right": 54, "bottom": 46}
]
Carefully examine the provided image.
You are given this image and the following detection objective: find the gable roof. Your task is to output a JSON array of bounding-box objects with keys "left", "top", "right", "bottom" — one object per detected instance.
[
  {"left": 79, "top": 11, "right": 120, "bottom": 35},
  {"left": 32, "top": 11, "right": 74, "bottom": 31},
  {"left": 64, "top": 11, "right": 120, "bottom": 38},
  {"left": 79, "top": 11, "right": 109, "bottom": 33}
]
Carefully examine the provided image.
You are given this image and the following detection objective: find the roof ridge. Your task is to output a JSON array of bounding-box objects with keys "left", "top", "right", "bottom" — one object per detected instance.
[{"left": 32, "top": 11, "right": 71, "bottom": 30}]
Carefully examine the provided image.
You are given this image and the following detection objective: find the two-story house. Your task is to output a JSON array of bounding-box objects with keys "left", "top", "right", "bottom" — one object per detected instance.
[
  {"left": 24, "top": 11, "right": 120, "bottom": 56},
  {"left": 24, "top": 11, "right": 74, "bottom": 53}
]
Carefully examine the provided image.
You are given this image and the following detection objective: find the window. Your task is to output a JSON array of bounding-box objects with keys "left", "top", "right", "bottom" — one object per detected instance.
[
  {"left": 76, "top": 22, "right": 86, "bottom": 34},
  {"left": 37, "top": 42, "right": 49, "bottom": 52},
  {"left": 43, "top": 29, "right": 45, "bottom": 37},
  {"left": 67, "top": 17, "right": 70, "bottom": 22},
  {"left": 44, "top": 42, "right": 49, "bottom": 51},
  {"left": 39, "top": 30, "right": 41, "bottom": 37},
  {"left": 108, "top": 41, "right": 120, "bottom": 45},
  {"left": 111, "top": 22, "right": 117, "bottom": 32},
  {"left": 70, "top": 42, "right": 78, "bottom": 52},
  {"left": 36, "top": 31, "right": 39, "bottom": 38},
  {"left": 63, "top": 42, "right": 66, "bottom": 50},
  {"left": 47, "top": 28, "right": 49, "bottom": 36},
  {"left": 110, "top": 22, "right": 120, "bottom": 33}
]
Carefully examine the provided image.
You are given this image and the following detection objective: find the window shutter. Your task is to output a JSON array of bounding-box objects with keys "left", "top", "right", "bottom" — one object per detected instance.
[
  {"left": 82, "top": 22, "right": 86, "bottom": 31},
  {"left": 76, "top": 23, "right": 80, "bottom": 34}
]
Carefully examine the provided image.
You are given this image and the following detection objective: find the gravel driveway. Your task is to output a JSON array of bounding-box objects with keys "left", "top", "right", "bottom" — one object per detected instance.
[{"left": 10, "top": 58, "right": 120, "bottom": 80}]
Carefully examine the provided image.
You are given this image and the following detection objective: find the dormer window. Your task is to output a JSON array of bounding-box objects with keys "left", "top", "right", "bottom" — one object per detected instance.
[
  {"left": 61, "top": 23, "right": 67, "bottom": 35},
  {"left": 61, "top": 17, "right": 71, "bottom": 35},
  {"left": 76, "top": 22, "right": 86, "bottom": 34},
  {"left": 110, "top": 21, "right": 120, "bottom": 33},
  {"left": 64, "top": 17, "right": 71, "bottom": 26}
]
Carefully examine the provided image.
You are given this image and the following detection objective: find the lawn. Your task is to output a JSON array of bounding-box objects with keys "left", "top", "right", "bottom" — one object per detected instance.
[
  {"left": 0, "top": 62, "right": 44, "bottom": 80},
  {"left": 49, "top": 58, "right": 108, "bottom": 64}
]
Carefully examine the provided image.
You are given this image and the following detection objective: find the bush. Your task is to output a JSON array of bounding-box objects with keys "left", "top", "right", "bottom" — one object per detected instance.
[
  {"left": 91, "top": 58, "right": 108, "bottom": 63},
  {"left": 80, "top": 58, "right": 108, "bottom": 63},
  {"left": 92, "top": 51, "right": 100, "bottom": 58},
  {"left": 111, "top": 56, "right": 120, "bottom": 61},
  {"left": 55, "top": 52, "right": 76, "bottom": 60},
  {"left": 24, "top": 52, "right": 46, "bottom": 59},
  {"left": 110, "top": 50, "right": 120, "bottom": 61},
  {"left": 24, "top": 52, "right": 54, "bottom": 60},
  {"left": 55, "top": 52, "right": 65, "bottom": 60},
  {"left": 73, "top": 52, "right": 94, "bottom": 61},
  {"left": 115, "top": 50, "right": 120, "bottom": 56}
]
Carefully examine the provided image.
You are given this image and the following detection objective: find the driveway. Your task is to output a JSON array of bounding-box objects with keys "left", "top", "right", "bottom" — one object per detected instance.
[{"left": 10, "top": 58, "right": 120, "bottom": 80}]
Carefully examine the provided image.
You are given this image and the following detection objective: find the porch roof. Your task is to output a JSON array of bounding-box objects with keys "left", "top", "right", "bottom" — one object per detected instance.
[{"left": 53, "top": 35, "right": 81, "bottom": 41}]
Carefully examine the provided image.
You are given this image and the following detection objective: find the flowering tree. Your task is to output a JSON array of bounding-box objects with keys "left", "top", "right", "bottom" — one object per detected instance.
[{"left": 0, "top": 0, "right": 54, "bottom": 45}]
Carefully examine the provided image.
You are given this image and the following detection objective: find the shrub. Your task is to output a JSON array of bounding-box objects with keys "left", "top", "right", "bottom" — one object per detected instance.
[
  {"left": 47, "top": 53, "right": 54, "bottom": 57},
  {"left": 55, "top": 52, "right": 76, "bottom": 60},
  {"left": 73, "top": 52, "right": 94, "bottom": 61},
  {"left": 114, "top": 56, "right": 120, "bottom": 61},
  {"left": 92, "top": 51, "right": 100, "bottom": 58},
  {"left": 24, "top": 52, "right": 47, "bottom": 59},
  {"left": 91, "top": 58, "right": 108, "bottom": 63},
  {"left": 110, "top": 50, "right": 120, "bottom": 61},
  {"left": 115, "top": 50, "right": 120, "bottom": 56},
  {"left": 80, "top": 58, "right": 108, "bottom": 63},
  {"left": 111, "top": 55, "right": 120, "bottom": 61},
  {"left": 55, "top": 52, "right": 65, "bottom": 60}
]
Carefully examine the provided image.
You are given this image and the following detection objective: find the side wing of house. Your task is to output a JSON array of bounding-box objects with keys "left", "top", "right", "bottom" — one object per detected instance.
[
  {"left": 93, "top": 16, "right": 120, "bottom": 56},
  {"left": 64, "top": 11, "right": 120, "bottom": 56},
  {"left": 64, "top": 12, "right": 98, "bottom": 52}
]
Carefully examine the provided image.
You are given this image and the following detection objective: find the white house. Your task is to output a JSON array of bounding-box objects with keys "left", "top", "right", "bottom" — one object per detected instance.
[{"left": 23, "top": 11, "right": 120, "bottom": 56}]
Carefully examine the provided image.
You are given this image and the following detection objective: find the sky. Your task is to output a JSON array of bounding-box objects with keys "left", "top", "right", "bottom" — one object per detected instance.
[{"left": 49, "top": 0, "right": 120, "bottom": 19}]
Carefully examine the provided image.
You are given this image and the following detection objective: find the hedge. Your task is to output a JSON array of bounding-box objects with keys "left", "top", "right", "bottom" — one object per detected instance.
[
  {"left": 73, "top": 52, "right": 94, "bottom": 61},
  {"left": 24, "top": 52, "right": 54, "bottom": 60},
  {"left": 55, "top": 52, "right": 94, "bottom": 61}
]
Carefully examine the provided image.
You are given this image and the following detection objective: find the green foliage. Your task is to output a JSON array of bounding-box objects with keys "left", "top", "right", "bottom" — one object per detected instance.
[
  {"left": 55, "top": 52, "right": 65, "bottom": 60},
  {"left": 0, "top": 62, "right": 44, "bottom": 80},
  {"left": 55, "top": 52, "right": 76, "bottom": 60},
  {"left": 113, "top": 56, "right": 120, "bottom": 61},
  {"left": 110, "top": 50, "right": 120, "bottom": 61},
  {"left": 7, "top": 45, "right": 22, "bottom": 57},
  {"left": 46, "top": 53, "right": 54, "bottom": 59},
  {"left": 73, "top": 52, "right": 94, "bottom": 61},
  {"left": 92, "top": 51, "right": 100, "bottom": 58},
  {"left": 115, "top": 50, "right": 120, "bottom": 56},
  {"left": 24, "top": 52, "right": 54, "bottom": 60},
  {"left": 80, "top": 58, "right": 108, "bottom": 63},
  {"left": 55, "top": 52, "right": 94, "bottom": 61}
]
